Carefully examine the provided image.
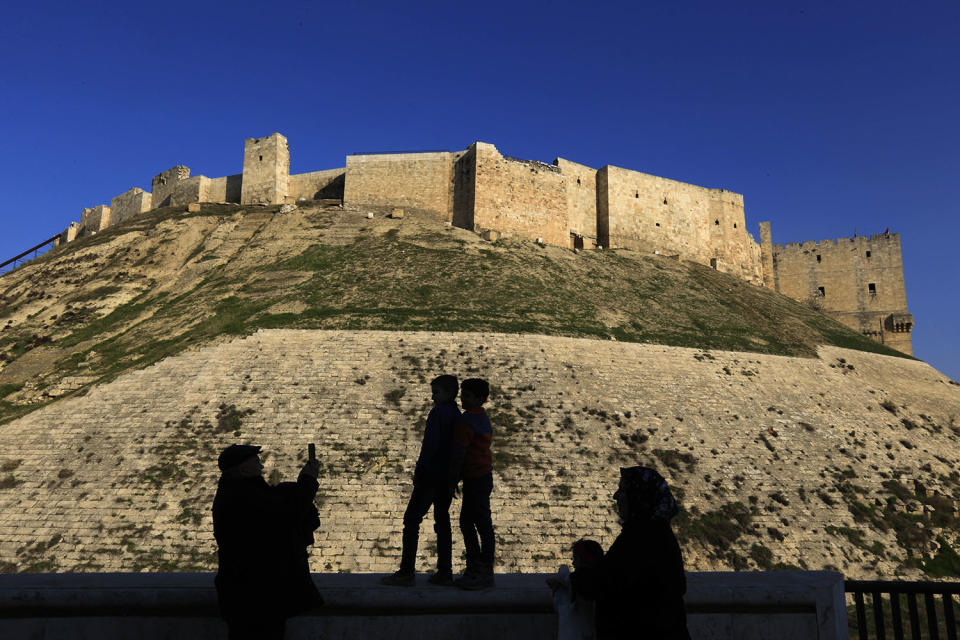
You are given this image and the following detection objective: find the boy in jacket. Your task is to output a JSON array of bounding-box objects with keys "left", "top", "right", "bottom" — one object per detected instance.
[
  {"left": 449, "top": 378, "right": 495, "bottom": 590},
  {"left": 382, "top": 374, "right": 461, "bottom": 586}
]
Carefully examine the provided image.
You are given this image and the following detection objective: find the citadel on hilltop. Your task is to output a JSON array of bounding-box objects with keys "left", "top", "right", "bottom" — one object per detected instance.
[{"left": 55, "top": 132, "right": 914, "bottom": 355}]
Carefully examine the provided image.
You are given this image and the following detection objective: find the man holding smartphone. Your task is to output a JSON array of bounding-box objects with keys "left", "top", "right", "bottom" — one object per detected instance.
[{"left": 213, "top": 444, "right": 323, "bottom": 640}]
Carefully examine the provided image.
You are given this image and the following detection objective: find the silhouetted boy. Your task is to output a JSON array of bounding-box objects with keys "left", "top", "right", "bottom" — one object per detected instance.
[
  {"left": 213, "top": 444, "right": 323, "bottom": 640},
  {"left": 449, "top": 377, "right": 496, "bottom": 589},
  {"left": 382, "top": 374, "right": 461, "bottom": 586}
]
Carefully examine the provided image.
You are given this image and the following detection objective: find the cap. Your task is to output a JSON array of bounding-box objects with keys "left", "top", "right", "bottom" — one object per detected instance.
[{"left": 218, "top": 444, "right": 261, "bottom": 471}]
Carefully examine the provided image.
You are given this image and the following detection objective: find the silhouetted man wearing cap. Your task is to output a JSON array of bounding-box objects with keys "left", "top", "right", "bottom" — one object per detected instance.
[{"left": 213, "top": 444, "right": 323, "bottom": 640}]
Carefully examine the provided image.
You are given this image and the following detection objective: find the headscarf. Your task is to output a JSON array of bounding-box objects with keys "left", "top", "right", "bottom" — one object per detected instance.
[{"left": 613, "top": 466, "right": 678, "bottom": 522}]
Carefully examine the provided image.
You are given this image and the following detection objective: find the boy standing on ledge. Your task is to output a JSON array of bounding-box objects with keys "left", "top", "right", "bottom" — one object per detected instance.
[
  {"left": 382, "top": 374, "right": 461, "bottom": 586},
  {"left": 449, "top": 378, "right": 496, "bottom": 590}
]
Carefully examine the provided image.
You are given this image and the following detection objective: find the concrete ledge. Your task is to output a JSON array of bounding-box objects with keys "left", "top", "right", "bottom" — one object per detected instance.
[{"left": 0, "top": 571, "right": 847, "bottom": 639}]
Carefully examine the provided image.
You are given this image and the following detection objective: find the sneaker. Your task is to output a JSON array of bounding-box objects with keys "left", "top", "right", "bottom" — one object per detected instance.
[
  {"left": 380, "top": 570, "right": 415, "bottom": 587},
  {"left": 454, "top": 569, "right": 495, "bottom": 590},
  {"left": 427, "top": 571, "right": 454, "bottom": 586}
]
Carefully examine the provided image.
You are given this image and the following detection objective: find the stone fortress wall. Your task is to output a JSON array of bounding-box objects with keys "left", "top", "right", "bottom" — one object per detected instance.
[
  {"left": 597, "top": 166, "right": 762, "bottom": 284},
  {"left": 343, "top": 151, "right": 460, "bottom": 217},
  {"left": 760, "top": 223, "right": 914, "bottom": 355},
  {"left": 110, "top": 188, "right": 152, "bottom": 226},
  {"left": 52, "top": 132, "right": 913, "bottom": 353}
]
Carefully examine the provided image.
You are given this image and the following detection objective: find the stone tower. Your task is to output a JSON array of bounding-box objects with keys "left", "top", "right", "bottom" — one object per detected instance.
[
  {"left": 241, "top": 133, "right": 290, "bottom": 205},
  {"left": 151, "top": 166, "right": 190, "bottom": 208},
  {"left": 760, "top": 223, "right": 914, "bottom": 355},
  {"left": 759, "top": 221, "right": 775, "bottom": 289}
]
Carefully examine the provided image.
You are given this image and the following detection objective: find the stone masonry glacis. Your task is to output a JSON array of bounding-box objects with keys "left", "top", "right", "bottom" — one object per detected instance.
[
  {"left": 1, "top": 330, "right": 957, "bottom": 577},
  {"left": 51, "top": 133, "right": 913, "bottom": 355}
]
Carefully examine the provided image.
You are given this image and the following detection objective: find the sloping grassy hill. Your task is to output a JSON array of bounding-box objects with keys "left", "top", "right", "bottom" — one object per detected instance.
[{"left": 0, "top": 201, "right": 906, "bottom": 423}]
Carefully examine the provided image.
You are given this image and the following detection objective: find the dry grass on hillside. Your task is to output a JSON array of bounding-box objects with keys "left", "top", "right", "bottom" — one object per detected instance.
[{"left": 0, "top": 201, "right": 907, "bottom": 423}]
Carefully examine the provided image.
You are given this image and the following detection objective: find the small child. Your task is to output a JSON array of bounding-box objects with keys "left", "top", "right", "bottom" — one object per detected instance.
[
  {"left": 448, "top": 378, "right": 495, "bottom": 590},
  {"left": 548, "top": 539, "right": 603, "bottom": 640},
  {"left": 381, "top": 374, "right": 461, "bottom": 586}
]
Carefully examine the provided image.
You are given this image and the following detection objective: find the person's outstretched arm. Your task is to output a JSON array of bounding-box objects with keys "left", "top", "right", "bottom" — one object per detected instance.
[{"left": 297, "top": 460, "right": 320, "bottom": 500}]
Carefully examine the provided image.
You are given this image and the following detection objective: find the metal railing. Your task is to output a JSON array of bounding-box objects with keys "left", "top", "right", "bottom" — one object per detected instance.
[
  {"left": 847, "top": 580, "right": 960, "bottom": 640},
  {"left": 0, "top": 234, "right": 60, "bottom": 274}
]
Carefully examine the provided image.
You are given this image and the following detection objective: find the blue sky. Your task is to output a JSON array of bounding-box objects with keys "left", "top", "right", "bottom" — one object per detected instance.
[{"left": 1, "top": 1, "right": 957, "bottom": 380}]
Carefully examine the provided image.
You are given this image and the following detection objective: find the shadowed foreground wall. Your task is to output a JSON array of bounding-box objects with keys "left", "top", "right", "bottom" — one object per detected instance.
[{"left": 0, "top": 572, "right": 847, "bottom": 640}]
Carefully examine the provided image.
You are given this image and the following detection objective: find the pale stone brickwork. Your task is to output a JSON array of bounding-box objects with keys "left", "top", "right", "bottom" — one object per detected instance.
[
  {"left": 288, "top": 169, "right": 346, "bottom": 202},
  {"left": 1, "top": 329, "right": 957, "bottom": 578},
  {"left": 344, "top": 153, "right": 456, "bottom": 221},
  {"left": 166, "top": 176, "right": 212, "bottom": 207},
  {"left": 597, "top": 166, "right": 762, "bottom": 284},
  {"left": 471, "top": 143, "right": 569, "bottom": 246},
  {"left": 241, "top": 133, "right": 290, "bottom": 205},
  {"left": 79, "top": 205, "right": 111, "bottom": 236},
  {"left": 762, "top": 227, "right": 913, "bottom": 355},
  {"left": 109, "top": 188, "right": 152, "bottom": 225},
  {"left": 556, "top": 158, "right": 599, "bottom": 248},
  {"left": 151, "top": 166, "right": 191, "bottom": 208},
  {"left": 59, "top": 222, "right": 80, "bottom": 245},
  {"left": 206, "top": 174, "right": 243, "bottom": 204},
  {"left": 759, "top": 222, "right": 775, "bottom": 289}
]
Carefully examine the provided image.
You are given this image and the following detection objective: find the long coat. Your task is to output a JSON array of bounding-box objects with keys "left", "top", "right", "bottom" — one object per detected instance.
[
  {"left": 212, "top": 472, "right": 322, "bottom": 622},
  {"left": 571, "top": 520, "right": 690, "bottom": 640}
]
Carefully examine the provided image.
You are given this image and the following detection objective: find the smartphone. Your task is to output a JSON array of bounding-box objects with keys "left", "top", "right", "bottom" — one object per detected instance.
[{"left": 308, "top": 443, "right": 316, "bottom": 462}]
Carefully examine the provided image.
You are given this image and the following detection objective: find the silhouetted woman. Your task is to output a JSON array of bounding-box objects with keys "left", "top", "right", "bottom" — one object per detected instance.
[{"left": 571, "top": 466, "right": 690, "bottom": 639}]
